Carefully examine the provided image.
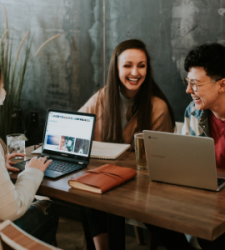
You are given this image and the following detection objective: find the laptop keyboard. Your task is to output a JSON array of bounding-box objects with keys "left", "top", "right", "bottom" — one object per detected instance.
[
  {"left": 47, "top": 160, "right": 84, "bottom": 174},
  {"left": 217, "top": 178, "right": 225, "bottom": 187}
]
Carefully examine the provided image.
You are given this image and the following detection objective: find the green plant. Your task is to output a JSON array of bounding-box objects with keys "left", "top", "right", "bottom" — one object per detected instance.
[
  {"left": 0, "top": 6, "right": 60, "bottom": 142},
  {"left": 0, "top": 33, "right": 31, "bottom": 140}
]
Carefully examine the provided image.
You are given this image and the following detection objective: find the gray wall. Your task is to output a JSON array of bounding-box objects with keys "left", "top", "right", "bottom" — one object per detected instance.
[
  {"left": 0, "top": 0, "right": 225, "bottom": 132},
  {"left": 0, "top": 0, "right": 103, "bottom": 131}
]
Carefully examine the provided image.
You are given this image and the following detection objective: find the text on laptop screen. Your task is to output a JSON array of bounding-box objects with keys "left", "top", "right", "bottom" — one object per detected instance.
[{"left": 42, "top": 111, "right": 94, "bottom": 157}]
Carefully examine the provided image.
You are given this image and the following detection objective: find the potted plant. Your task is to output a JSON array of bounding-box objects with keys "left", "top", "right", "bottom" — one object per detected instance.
[{"left": 0, "top": 6, "right": 60, "bottom": 142}]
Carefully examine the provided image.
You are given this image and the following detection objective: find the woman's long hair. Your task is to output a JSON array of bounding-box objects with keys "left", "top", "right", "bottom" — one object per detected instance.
[{"left": 102, "top": 39, "right": 175, "bottom": 143}]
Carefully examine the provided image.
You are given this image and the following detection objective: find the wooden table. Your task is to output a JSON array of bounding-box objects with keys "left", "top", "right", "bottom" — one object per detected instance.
[{"left": 10, "top": 146, "right": 225, "bottom": 248}]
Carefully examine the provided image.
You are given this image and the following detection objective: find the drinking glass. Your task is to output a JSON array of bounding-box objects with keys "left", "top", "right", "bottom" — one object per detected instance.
[
  {"left": 134, "top": 133, "right": 147, "bottom": 170},
  {"left": 6, "top": 133, "right": 26, "bottom": 159}
]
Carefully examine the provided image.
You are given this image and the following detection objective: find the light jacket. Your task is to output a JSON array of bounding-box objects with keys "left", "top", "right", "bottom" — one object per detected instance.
[
  {"left": 181, "top": 101, "right": 210, "bottom": 137},
  {"left": 79, "top": 87, "right": 174, "bottom": 149},
  {"left": 0, "top": 145, "right": 44, "bottom": 222}
]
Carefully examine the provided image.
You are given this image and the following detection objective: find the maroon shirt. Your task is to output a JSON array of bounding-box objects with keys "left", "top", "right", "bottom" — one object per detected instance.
[{"left": 209, "top": 111, "right": 225, "bottom": 169}]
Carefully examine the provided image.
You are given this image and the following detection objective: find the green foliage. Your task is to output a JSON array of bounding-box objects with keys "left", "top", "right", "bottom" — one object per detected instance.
[
  {"left": 0, "top": 36, "right": 32, "bottom": 142},
  {"left": 0, "top": 7, "right": 60, "bottom": 143}
]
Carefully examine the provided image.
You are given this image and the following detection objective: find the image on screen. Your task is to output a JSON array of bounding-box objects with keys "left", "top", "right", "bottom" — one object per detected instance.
[
  {"left": 47, "top": 135, "right": 60, "bottom": 146},
  {"left": 60, "top": 136, "right": 75, "bottom": 152},
  {"left": 74, "top": 138, "right": 90, "bottom": 155}
]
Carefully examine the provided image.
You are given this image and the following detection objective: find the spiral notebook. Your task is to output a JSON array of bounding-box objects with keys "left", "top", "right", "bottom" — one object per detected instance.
[
  {"left": 32, "top": 141, "right": 130, "bottom": 160},
  {"left": 90, "top": 141, "right": 130, "bottom": 159}
]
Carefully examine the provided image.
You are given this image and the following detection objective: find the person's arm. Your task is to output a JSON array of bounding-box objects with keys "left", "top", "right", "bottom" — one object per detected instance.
[
  {"left": 78, "top": 88, "right": 104, "bottom": 115},
  {"left": 78, "top": 91, "right": 99, "bottom": 113},
  {"left": 0, "top": 146, "right": 51, "bottom": 221},
  {"left": 180, "top": 108, "right": 191, "bottom": 135},
  {"left": 180, "top": 102, "right": 197, "bottom": 136},
  {"left": 78, "top": 89, "right": 105, "bottom": 142},
  {"left": 151, "top": 97, "right": 174, "bottom": 133}
]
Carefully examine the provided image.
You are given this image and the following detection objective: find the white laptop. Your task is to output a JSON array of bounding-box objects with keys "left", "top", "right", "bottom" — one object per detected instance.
[{"left": 143, "top": 130, "right": 225, "bottom": 191}]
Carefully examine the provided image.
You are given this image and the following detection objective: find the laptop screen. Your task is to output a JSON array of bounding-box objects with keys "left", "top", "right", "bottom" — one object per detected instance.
[{"left": 42, "top": 110, "right": 95, "bottom": 162}]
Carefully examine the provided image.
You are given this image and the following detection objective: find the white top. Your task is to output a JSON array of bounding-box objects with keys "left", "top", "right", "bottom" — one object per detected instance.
[{"left": 0, "top": 145, "right": 44, "bottom": 222}]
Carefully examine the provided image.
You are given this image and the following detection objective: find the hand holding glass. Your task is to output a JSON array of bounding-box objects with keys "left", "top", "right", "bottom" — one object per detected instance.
[{"left": 6, "top": 133, "right": 26, "bottom": 159}]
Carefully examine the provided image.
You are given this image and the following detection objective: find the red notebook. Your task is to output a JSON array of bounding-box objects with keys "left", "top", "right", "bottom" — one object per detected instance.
[{"left": 68, "top": 164, "right": 137, "bottom": 194}]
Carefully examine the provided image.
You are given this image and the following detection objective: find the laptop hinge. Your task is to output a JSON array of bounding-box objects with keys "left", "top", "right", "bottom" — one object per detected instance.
[{"left": 41, "top": 153, "right": 89, "bottom": 165}]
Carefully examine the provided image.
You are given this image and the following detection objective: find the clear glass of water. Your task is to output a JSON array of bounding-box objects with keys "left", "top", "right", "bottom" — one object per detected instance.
[{"left": 6, "top": 133, "right": 26, "bottom": 159}]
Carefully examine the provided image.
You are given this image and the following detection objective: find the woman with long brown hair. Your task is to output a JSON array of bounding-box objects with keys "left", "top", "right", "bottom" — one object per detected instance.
[{"left": 79, "top": 39, "right": 175, "bottom": 250}]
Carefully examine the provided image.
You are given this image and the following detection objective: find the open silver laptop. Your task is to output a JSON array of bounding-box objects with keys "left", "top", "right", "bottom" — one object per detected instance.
[{"left": 143, "top": 130, "right": 225, "bottom": 191}]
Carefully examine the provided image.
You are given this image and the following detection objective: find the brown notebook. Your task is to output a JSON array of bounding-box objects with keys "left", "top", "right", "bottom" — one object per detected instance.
[{"left": 68, "top": 164, "right": 137, "bottom": 194}]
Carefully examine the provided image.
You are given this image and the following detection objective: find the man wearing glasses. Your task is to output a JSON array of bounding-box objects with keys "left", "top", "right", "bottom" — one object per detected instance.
[
  {"left": 145, "top": 43, "right": 225, "bottom": 249},
  {"left": 182, "top": 43, "right": 225, "bottom": 174}
]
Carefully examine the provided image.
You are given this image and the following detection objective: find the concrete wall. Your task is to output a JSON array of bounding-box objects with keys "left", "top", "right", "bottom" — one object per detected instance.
[
  {"left": 104, "top": 0, "right": 225, "bottom": 120},
  {"left": 0, "top": 0, "right": 103, "bottom": 131},
  {"left": 0, "top": 0, "right": 225, "bottom": 135}
]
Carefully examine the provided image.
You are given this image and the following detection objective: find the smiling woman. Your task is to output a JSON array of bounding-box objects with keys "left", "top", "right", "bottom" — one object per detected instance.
[
  {"left": 79, "top": 39, "right": 175, "bottom": 149},
  {"left": 118, "top": 48, "right": 147, "bottom": 99},
  {"left": 78, "top": 39, "right": 175, "bottom": 250}
]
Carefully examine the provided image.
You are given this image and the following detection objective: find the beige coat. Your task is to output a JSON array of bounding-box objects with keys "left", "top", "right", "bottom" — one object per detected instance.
[
  {"left": 79, "top": 87, "right": 173, "bottom": 149},
  {"left": 0, "top": 144, "right": 44, "bottom": 222}
]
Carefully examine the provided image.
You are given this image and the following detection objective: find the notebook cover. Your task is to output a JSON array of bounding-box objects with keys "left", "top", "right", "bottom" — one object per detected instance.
[{"left": 68, "top": 164, "right": 137, "bottom": 193}]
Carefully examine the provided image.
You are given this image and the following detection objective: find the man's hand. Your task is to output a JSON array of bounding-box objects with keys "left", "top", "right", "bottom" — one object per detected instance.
[{"left": 5, "top": 153, "right": 25, "bottom": 172}]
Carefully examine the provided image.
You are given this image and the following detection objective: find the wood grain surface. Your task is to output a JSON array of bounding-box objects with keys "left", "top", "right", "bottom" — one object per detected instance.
[
  {"left": 10, "top": 146, "right": 225, "bottom": 241},
  {"left": 1, "top": 223, "right": 58, "bottom": 250}
]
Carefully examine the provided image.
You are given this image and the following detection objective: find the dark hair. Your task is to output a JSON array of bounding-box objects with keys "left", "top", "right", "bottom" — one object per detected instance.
[
  {"left": 184, "top": 43, "right": 225, "bottom": 79},
  {"left": 102, "top": 39, "right": 175, "bottom": 143}
]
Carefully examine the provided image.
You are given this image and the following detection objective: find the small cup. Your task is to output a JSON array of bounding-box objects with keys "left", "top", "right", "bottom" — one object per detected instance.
[
  {"left": 6, "top": 133, "right": 26, "bottom": 159},
  {"left": 134, "top": 133, "right": 147, "bottom": 170}
]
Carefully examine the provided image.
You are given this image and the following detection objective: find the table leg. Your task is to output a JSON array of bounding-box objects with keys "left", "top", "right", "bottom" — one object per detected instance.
[{"left": 107, "top": 213, "right": 125, "bottom": 250}]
